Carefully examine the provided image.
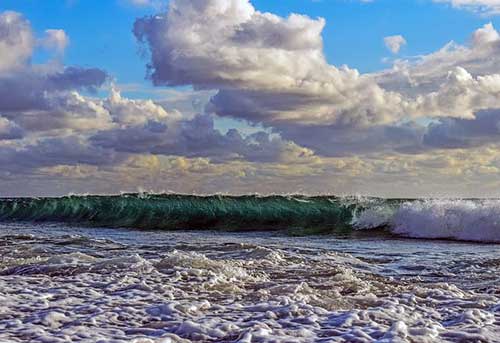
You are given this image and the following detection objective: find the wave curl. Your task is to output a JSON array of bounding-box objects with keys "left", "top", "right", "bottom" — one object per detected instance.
[{"left": 0, "top": 194, "right": 498, "bottom": 243}]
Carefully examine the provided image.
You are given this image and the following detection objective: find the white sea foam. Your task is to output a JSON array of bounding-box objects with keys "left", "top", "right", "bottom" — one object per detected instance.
[
  {"left": 353, "top": 199, "right": 500, "bottom": 242},
  {"left": 0, "top": 227, "right": 499, "bottom": 343}
]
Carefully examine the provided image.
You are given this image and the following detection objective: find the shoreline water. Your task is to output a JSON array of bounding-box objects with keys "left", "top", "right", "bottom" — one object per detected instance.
[{"left": 0, "top": 222, "right": 498, "bottom": 342}]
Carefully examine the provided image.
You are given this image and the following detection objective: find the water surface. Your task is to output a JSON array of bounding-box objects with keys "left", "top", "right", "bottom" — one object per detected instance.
[{"left": 0, "top": 222, "right": 498, "bottom": 342}]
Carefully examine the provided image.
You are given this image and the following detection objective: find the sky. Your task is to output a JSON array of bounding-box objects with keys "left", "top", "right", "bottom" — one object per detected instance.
[{"left": 2, "top": 0, "right": 500, "bottom": 197}]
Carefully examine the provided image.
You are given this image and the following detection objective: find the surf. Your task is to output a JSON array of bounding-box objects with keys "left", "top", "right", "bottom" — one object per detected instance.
[{"left": 0, "top": 194, "right": 499, "bottom": 243}]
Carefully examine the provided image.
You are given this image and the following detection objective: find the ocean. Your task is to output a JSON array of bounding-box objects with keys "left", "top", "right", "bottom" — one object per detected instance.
[{"left": 0, "top": 194, "right": 499, "bottom": 342}]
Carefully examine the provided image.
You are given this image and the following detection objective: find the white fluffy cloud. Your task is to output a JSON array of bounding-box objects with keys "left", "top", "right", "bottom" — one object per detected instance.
[
  {"left": 377, "top": 23, "right": 500, "bottom": 94},
  {"left": 39, "top": 29, "right": 69, "bottom": 54},
  {"left": 134, "top": 0, "right": 409, "bottom": 129},
  {"left": 105, "top": 87, "right": 179, "bottom": 126},
  {"left": 0, "top": 12, "right": 108, "bottom": 135},
  {"left": 384, "top": 35, "right": 406, "bottom": 54},
  {"left": 0, "top": 11, "right": 34, "bottom": 73},
  {"left": 133, "top": 0, "right": 327, "bottom": 90}
]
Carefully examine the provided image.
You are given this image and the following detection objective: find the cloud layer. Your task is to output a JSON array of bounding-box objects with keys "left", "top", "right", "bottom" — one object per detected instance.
[
  {"left": 0, "top": 9, "right": 312, "bottom": 191},
  {"left": 3, "top": 1, "right": 500, "bottom": 197}
]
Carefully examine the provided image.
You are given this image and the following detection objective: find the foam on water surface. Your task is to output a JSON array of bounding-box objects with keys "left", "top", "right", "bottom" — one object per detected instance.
[
  {"left": 353, "top": 199, "right": 500, "bottom": 242},
  {"left": 0, "top": 223, "right": 498, "bottom": 342}
]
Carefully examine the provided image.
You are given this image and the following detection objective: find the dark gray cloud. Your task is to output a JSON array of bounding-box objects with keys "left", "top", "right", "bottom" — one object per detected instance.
[
  {"left": 424, "top": 109, "right": 500, "bottom": 149},
  {"left": 0, "top": 117, "right": 23, "bottom": 140},
  {"left": 0, "top": 67, "right": 107, "bottom": 113},
  {"left": 275, "top": 122, "right": 426, "bottom": 157},
  {"left": 91, "top": 114, "right": 312, "bottom": 163},
  {"left": 278, "top": 110, "right": 500, "bottom": 156},
  {"left": 0, "top": 136, "right": 123, "bottom": 175}
]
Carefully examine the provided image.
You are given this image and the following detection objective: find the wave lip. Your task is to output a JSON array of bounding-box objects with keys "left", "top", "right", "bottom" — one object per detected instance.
[{"left": 0, "top": 194, "right": 499, "bottom": 243}]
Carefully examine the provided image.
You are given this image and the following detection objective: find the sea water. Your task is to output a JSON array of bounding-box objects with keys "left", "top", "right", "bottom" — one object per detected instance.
[{"left": 0, "top": 195, "right": 499, "bottom": 342}]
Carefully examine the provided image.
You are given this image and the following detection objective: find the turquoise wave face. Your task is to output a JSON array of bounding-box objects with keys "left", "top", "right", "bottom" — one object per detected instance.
[
  {"left": 0, "top": 194, "right": 376, "bottom": 233},
  {"left": 2, "top": 194, "right": 498, "bottom": 242}
]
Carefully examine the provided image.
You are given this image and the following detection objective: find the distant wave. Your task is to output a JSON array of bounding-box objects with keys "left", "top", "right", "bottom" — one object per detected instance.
[{"left": 0, "top": 194, "right": 498, "bottom": 243}]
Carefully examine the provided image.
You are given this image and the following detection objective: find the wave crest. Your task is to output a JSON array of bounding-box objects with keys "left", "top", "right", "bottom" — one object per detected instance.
[{"left": 0, "top": 194, "right": 499, "bottom": 243}]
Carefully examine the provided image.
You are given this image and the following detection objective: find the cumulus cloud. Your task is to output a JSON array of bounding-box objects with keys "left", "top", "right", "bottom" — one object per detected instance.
[
  {"left": 0, "top": 66, "right": 109, "bottom": 135},
  {"left": 0, "top": 11, "right": 108, "bottom": 138},
  {"left": 39, "top": 29, "right": 69, "bottom": 54},
  {"left": 0, "top": 12, "right": 116, "bottom": 175},
  {"left": 0, "top": 66, "right": 106, "bottom": 113},
  {"left": 133, "top": 0, "right": 500, "bottom": 162},
  {"left": 133, "top": 0, "right": 327, "bottom": 90},
  {"left": 377, "top": 23, "right": 500, "bottom": 94},
  {"left": 409, "top": 67, "right": 500, "bottom": 119},
  {"left": 0, "top": 9, "right": 311, "bottom": 174},
  {"left": 134, "top": 0, "right": 409, "bottom": 129},
  {"left": 134, "top": 1, "right": 500, "bottom": 131},
  {"left": 0, "top": 11, "right": 34, "bottom": 73},
  {"left": 90, "top": 89, "right": 314, "bottom": 163},
  {"left": 384, "top": 35, "right": 406, "bottom": 54},
  {"left": 105, "top": 87, "right": 180, "bottom": 126}
]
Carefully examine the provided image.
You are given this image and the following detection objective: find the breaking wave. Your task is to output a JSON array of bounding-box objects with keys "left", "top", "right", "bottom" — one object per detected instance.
[{"left": 0, "top": 194, "right": 499, "bottom": 242}]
